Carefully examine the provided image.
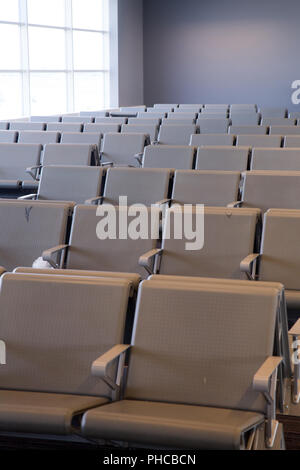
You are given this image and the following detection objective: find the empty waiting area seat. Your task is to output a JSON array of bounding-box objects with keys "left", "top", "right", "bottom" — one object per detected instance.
[
  {"left": 230, "top": 114, "right": 261, "bottom": 126},
  {"left": 197, "top": 118, "right": 231, "bottom": 134},
  {"left": 30, "top": 115, "right": 61, "bottom": 123},
  {"left": 196, "top": 146, "right": 250, "bottom": 171},
  {"left": 251, "top": 148, "right": 300, "bottom": 171},
  {"left": 236, "top": 135, "right": 282, "bottom": 148},
  {"left": 62, "top": 116, "right": 93, "bottom": 124},
  {"left": 259, "top": 108, "right": 287, "bottom": 118},
  {"left": 95, "top": 117, "right": 127, "bottom": 125},
  {"left": 100, "top": 133, "right": 149, "bottom": 166},
  {"left": 0, "top": 143, "right": 41, "bottom": 188},
  {"left": 190, "top": 134, "right": 234, "bottom": 146},
  {"left": 0, "top": 130, "right": 18, "bottom": 143},
  {"left": 262, "top": 118, "right": 296, "bottom": 126},
  {"left": 142, "top": 145, "right": 195, "bottom": 170},
  {"left": 121, "top": 123, "right": 159, "bottom": 142},
  {"left": 229, "top": 126, "right": 267, "bottom": 135},
  {"left": 47, "top": 122, "right": 83, "bottom": 133},
  {"left": 284, "top": 135, "right": 300, "bottom": 148},
  {"left": 0, "top": 272, "right": 132, "bottom": 436},
  {"left": 18, "top": 131, "right": 60, "bottom": 145},
  {"left": 84, "top": 123, "right": 121, "bottom": 134},
  {"left": 82, "top": 278, "right": 282, "bottom": 449},
  {"left": 60, "top": 132, "right": 102, "bottom": 150},
  {"left": 158, "top": 124, "right": 197, "bottom": 145},
  {"left": 42, "top": 143, "right": 96, "bottom": 166},
  {"left": 166, "top": 112, "right": 197, "bottom": 120},
  {"left": 270, "top": 126, "right": 300, "bottom": 135},
  {"left": 24, "top": 166, "right": 104, "bottom": 204},
  {"left": 0, "top": 122, "right": 9, "bottom": 130},
  {"left": 171, "top": 170, "right": 240, "bottom": 206},
  {"left": 9, "top": 122, "right": 46, "bottom": 131},
  {"left": 0, "top": 200, "right": 71, "bottom": 271}
]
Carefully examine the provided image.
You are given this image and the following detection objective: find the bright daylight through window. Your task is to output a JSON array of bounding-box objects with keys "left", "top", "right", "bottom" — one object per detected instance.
[{"left": 0, "top": 0, "right": 110, "bottom": 119}]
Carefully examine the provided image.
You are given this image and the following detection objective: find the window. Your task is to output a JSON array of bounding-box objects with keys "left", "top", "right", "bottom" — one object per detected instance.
[{"left": 0, "top": 0, "right": 110, "bottom": 119}]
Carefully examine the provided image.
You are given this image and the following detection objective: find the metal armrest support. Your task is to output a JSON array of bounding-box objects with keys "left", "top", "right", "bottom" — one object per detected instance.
[
  {"left": 154, "top": 198, "right": 171, "bottom": 208},
  {"left": 139, "top": 248, "right": 163, "bottom": 276},
  {"left": 134, "top": 152, "right": 144, "bottom": 167},
  {"left": 26, "top": 165, "right": 42, "bottom": 181},
  {"left": 0, "top": 267, "right": 6, "bottom": 276},
  {"left": 240, "top": 253, "right": 260, "bottom": 280},
  {"left": 85, "top": 196, "right": 104, "bottom": 205},
  {"left": 289, "top": 319, "right": 300, "bottom": 404},
  {"left": 253, "top": 356, "right": 283, "bottom": 448},
  {"left": 18, "top": 194, "right": 37, "bottom": 200},
  {"left": 42, "top": 244, "right": 69, "bottom": 269},
  {"left": 227, "top": 200, "right": 243, "bottom": 208},
  {"left": 91, "top": 344, "right": 131, "bottom": 397},
  {"left": 0, "top": 340, "right": 6, "bottom": 365}
]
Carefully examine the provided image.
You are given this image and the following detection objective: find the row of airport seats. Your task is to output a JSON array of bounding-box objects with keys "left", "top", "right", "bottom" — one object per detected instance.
[{"left": 0, "top": 270, "right": 289, "bottom": 449}]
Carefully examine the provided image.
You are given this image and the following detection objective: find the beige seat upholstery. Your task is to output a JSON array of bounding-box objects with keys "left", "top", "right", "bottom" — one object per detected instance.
[
  {"left": 43, "top": 205, "right": 161, "bottom": 279},
  {"left": 172, "top": 170, "right": 240, "bottom": 206},
  {"left": 102, "top": 167, "right": 170, "bottom": 206},
  {"left": 251, "top": 148, "right": 300, "bottom": 171},
  {"left": 0, "top": 130, "right": 18, "bottom": 143},
  {"left": 0, "top": 200, "right": 71, "bottom": 271},
  {"left": 18, "top": 131, "right": 60, "bottom": 145},
  {"left": 229, "top": 126, "right": 267, "bottom": 135},
  {"left": 100, "top": 133, "right": 149, "bottom": 166},
  {"left": 142, "top": 145, "right": 195, "bottom": 170},
  {"left": 236, "top": 135, "right": 282, "bottom": 148},
  {"left": 0, "top": 143, "right": 41, "bottom": 188},
  {"left": 31, "top": 166, "right": 103, "bottom": 204},
  {"left": 158, "top": 124, "right": 197, "bottom": 145},
  {"left": 153, "top": 206, "right": 260, "bottom": 279},
  {"left": 0, "top": 272, "right": 132, "bottom": 435},
  {"left": 270, "top": 126, "right": 300, "bottom": 135},
  {"left": 121, "top": 123, "right": 159, "bottom": 143},
  {"left": 10, "top": 122, "right": 46, "bottom": 131},
  {"left": 42, "top": 143, "right": 95, "bottom": 166},
  {"left": 82, "top": 279, "right": 281, "bottom": 449},
  {"left": 190, "top": 133, "right": 234, "bottom": 146},
  {"left": 197, "top": 118, "right": 231, "bottom": 134},
  {"left": 196, "top": 146, "right": 249, "bottom": 171},
  {"left": 239, "top": 171, "right": 300, "bottom": 214},
  {"left": 47, "top": 122, "right": 83, "bottom": 133}
]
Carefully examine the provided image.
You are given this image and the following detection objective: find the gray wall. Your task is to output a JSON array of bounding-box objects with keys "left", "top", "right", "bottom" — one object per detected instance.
[
  {"left": 143, "top": 0, "right": 300, "bottom": 108},
  {"left": 118, "top": 0, "right": 144, "bottom": 106}
]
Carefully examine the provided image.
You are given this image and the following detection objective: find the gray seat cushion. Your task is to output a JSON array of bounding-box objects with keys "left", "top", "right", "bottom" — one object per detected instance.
[
  {"left": 82, "top": 400, "right": 264, "bottom": 450},
  {"left": 0, "top": 390, "right": 108, "bottom": 435}
]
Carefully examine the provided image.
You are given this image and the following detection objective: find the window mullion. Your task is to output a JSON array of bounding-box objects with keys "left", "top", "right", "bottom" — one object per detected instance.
[
  {"left": 19, "top": 0, "right": 30, "bottom": 117},
  {"left": 65, "top": 0, "right": 74, "bottom": 113}
]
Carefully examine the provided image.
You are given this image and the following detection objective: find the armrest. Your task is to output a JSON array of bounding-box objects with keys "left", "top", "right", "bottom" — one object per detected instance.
[
  {"left": 42, "top": 244, "right": 69, "bottom": 269},
  {"left": 101, "top": 161, "right": 113, "bottom": 167},
  {"left": 139, "top": 248, "right": 163, "bottom": 275},
  {"left": 154, "top": 198, "right": 171, "bottom": 207},
  {"left": 227, "top": 201, "right": 243, "bottom": 208},
  {"left": 0, "top": 340, "right": 6, "bottom": 365},
  {"left": 26, "top": 165, "right": 42, "bottom": 181},
  {"left": 91, "top": 344, "right": 131, "bottom": 392},
  {"left": 289, "top": 319, "right": 300, "bottom": 404},
  {"left": 253, "top": 356, "right": 283, "bottom": 448},
  {"left": 240, "top": 253, "right": 260, "bottom": 280},
  {"left": 152, "top": 140, "right": 159, "bottom": 145},
  {"left": 85, "top": 196, "right": 104, "bottom": 205},
  {"left": 253, "top": 356, "right": 283, "bottom": 394},
  {"left": 18, "top": 194, "right": 37, "bottom": 200},
  {"left": 134, "top": 152, "right": 143, "bottom": 167}
]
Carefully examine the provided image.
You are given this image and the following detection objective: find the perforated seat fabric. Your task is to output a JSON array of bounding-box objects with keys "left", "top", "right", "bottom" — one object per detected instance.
[
  {"left": 82, "top": 400, "right": 263, "bottom": 450},
  {"left": 103, "top": 167, "right": 170, "bottom": 206},
  {"left": 42, "top": 143, "right": 94, "bottom": 166},
  {"left": 196, "top": 146, "right": 249, "bottom": 171},
  {"left": 143, "top": 145, "right": 195, "bottom": 170},
  {"left": 172, "top": 170, "right": 240, "bottom": 206},
  {"left": 0, "top": 201, "right": 71, "bottom": 271},
  {"left": 38, "top": 166, "right": 103, "bottom": 203},
  {"left": 0, "top": 390, "right": 108, "bottom": 435}
]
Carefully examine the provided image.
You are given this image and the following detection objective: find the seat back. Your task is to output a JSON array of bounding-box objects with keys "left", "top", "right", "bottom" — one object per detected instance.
[
  {"left": 30, "top": 115, "right": 61, "bottom": 123},
  {"left": 236, "top": 135, "right": 282, "bottom": 148},
  {"left": 95, "top": 117, "right": 127, "bottom": 125},
  {"left": 62, "top": 116, "right": 93, "bottom": 123},
  {"left": 126, "top": 278, "right": 277, "bottom": 413},
  {"left": 0, "top": 200, "right": 71, "bottom": 271},
  {"left": 128, "top": 117, "right": 161, "bottom": 127},
  {"left": 18, "top": 131, "right": 60, "bottom": 145},
  {"left": 229, "top": 126, "right": 267, "bottom": 135},
  {"left": 101, "top": 133, "right": 149, "bottom": 166},
  {"left": 197, "top": 118, "right": 230, "bottom": 134},
  {"left": 251, "top": 148, "right": 300, "bottom": 171},
  {"left": 262, "top": 118, "right": 296, "bottom": 126},
  {"left": 172, "top": 170, "right": 240, "bottom": 206},
  {"left": 158, "top": 125, "right": 197, "bottom": 145},
  {"left": 159, "top": 206, "right": 260, "bottom": 279},
  {"left": 103, "top": 167, "right": 170, "bottom": 206},
  {"left": 143, "top": 145, "right": 195, "bottom": 170},
  {"left": 42, "top": 143, "right": 94, "bottom": 166},
  {"left": 47, "top": 123, "right": 83, "bottom": 133},
  {"left": 0, "top": 273, "right": 130, "bottom": 398},
  {"left": 0, "top": 122, "right": 9, "bottom": 130},
  {"left": 67, "top": 205, "right": 160, "bottom": 278},
  {"left": 259, "top": 108, "right": 287, "bottom": 118},
  {"left": 270, "top": 126, "right": 300, "bottom": 135},
  {"left": 162, "top": 118, "right": 196, "bottom": 126},
  {"left": 242, "top": 170, "right": 300, "bottom": 213},
  {"left": 38, "top": 166, "right": 103, "bottom": 203},
  {"left": 190, "top": 134, "right": 234, "bottom": 146},
  {"left": 61, "top": 132, "right": 102, "bottom": 149},
  {"left": 10, "top": 122, "right": 46, "bottom": 131},
  {"left": 230, "top": 114, "right": 261, "bottom": 125},
  {"left": 121, "top": 124, "right": 159, "bottom": 142},
  {"left": 167, "top": 112, "right": 197, "bottom": 120},
  {"left": 196, "top": 146, "right": 249, "bottom": 171},
  {"left": 0, "top": 130, "right": 18, "bottom": 143},
  {"left": 284, "top": 135, "right": 300, "bottom": 148},
  {"left": 84, "top": 123, "right": 120, "bottom": 134},
  {"left": 137, "top": 112, "right": 165, "bottom": 121},
  {"left": 259, "top": 209, "right": 300, "bottom": 290},
  {"left": 0, "top": 143, "right": 41, "bottom": 181}
]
